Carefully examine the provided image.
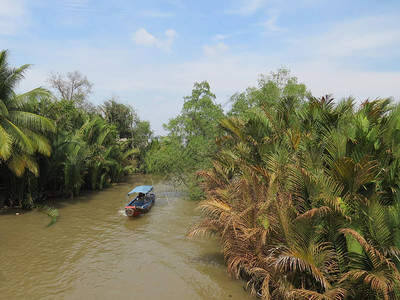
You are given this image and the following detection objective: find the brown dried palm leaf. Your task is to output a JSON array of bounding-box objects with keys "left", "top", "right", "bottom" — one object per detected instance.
[
  {"left": 246, "top": 268, "right": 271, "bottom": 300},
  {"left": 339, "top": 228, "right": 399, "bottom": 272},
  {"left": 249, "top": 164, "right": 271, "bottom": 182},
  {"left": 343, "top": 269, "right": 397, "bottom": 300},
  {"left": 340, "top": 228, "right": 400, "bottom": 299},
  {"left": 290, "top": 287, "right": 347, "bottom": 300},
  {"left": 188, "top": 197, "right": 235, "bottom": 241},
  {"left": 246, "top": 249, "right": 282, "bottom": 299},
  {"left": 294, "top": 206, "right": 332, "bottom": 221},
  {"left": 222, "top": 238, "right": 252, "bottom": 276},
  {"left": 274, "top": 247, "right": 332, "bottom": 291},
  {"left": 194, "top": 197, "right": 232, "bottom": 220},
  {"left": 322, "top": 250, "right": 342, "bottom": 282},
  {"left": 219, "top": 219, "right": 264, "bottom": 277},
  {"left": 381, "top": 246, "right": 400, "bottom": 259},
  {"left": 270, "top": 275, "right": 298, "bottom": 300},
  {"left": 197, "top": 161, "right": 230, "bottom": 191},
  {"left": 187, "top": 218, "right": 223, "bottom": 238}
]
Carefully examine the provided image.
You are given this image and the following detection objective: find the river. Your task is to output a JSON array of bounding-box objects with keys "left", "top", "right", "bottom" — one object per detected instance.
[{"left": 0, "top": 174, "right": 248, "bottom": 299}]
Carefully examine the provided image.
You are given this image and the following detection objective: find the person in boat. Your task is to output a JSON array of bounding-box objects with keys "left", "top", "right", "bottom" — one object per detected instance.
[{"left": 125, "top": 185, "right": 155, "bottom": 217}]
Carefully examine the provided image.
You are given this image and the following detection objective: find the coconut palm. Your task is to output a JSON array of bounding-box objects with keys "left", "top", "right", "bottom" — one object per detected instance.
[{"left": 0, "top": 49, "right": 54, "bottom": 177}]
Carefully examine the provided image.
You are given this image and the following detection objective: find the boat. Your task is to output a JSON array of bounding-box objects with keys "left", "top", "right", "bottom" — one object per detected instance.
[{"left": 125, "top": 185, "right": 155, "bottom": 217}]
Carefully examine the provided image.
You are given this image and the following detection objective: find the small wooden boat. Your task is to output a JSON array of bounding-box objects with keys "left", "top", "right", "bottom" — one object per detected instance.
[{"left": 125, "top": 185, "right": 155, "bottom": 217}]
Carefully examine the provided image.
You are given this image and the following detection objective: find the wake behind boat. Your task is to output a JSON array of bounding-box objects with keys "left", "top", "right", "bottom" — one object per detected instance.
[{"left": 124, "top": 185, "right": 155, "bottom": 217}]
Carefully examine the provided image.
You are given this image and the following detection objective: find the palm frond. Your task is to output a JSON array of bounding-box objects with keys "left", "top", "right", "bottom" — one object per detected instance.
[
  {"left": 36, "top": 204, "right": 59, "bottom": 226},
  {"left": 121, "top": 147, "right": 139, "bottom": 160},
  {"left": 275, "top": 247, "right": 332, "bottom": 291},
  {"left": 2, "top": 118, "right": 34, "bottom": 154},
  {"left": 23, "top": 129, "right": 52, "bottom": 156},
  {"left": 0, "top": 123, "right": 12, "bottom": 160},
  {"left": 7, "top": 151, "right": 39, "bottom": 177},
  {"left": 0, "top": 98, "right": 9, "bottom": 117},
  {"left": 340, "top": 228, "right": 398, "bottom": 272},
  {"left": 9, "top": 110, "right": 55, "bottom": 132},
  {"left": 295, "top": 206, "right": 332, "bottom": 221},
  {"left": 291, "top": 287, "right": 347, "bottom": 300}
]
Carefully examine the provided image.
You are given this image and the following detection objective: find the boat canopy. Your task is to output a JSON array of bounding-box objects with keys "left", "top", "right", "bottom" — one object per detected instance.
[{"left": 127, "top": 185, "right": 154, "bottom": 196}]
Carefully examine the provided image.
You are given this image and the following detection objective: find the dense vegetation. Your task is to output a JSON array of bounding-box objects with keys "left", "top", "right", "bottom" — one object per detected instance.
[
  {"left": 0, "top": 50, "right": 151, "bottom": 208},
  {"left": 144, "top": 81, "right": 224, "bottom": 198},
  {"left": 3, "top": 49, "right": 400, "bottom": 299},
  {"left": 189, "top": 73, "right": 400, "bottom": 299}
]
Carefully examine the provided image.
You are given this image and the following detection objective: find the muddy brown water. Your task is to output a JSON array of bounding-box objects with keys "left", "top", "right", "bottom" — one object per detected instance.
[{"left": 0, "top": 175, "right": 248, "bottom": 300}]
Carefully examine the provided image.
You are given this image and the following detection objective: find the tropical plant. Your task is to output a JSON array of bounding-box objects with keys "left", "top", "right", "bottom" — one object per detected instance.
[
  {"left": 145, "top": 81, "right": 225, "bottom": 197},
  {"left": 189, "top": 91, "right": 400, "bottom": 299},
  {"left": 0, "top": 50, "right": 55, "bottom": 207},
  {"left": 0, "top": 50, "right": 147, "bottom": 207},
  {"left": 36, "top": 204, "right": 59, "bottom": 227},
  {"left": 0, "top": 50, "right": 55, "bottom": 177}
]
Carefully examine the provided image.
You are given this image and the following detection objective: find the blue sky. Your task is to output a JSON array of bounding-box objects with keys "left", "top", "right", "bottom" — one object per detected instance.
[{"left": 1, "top": 0, "right": 400, "bottom": 134}]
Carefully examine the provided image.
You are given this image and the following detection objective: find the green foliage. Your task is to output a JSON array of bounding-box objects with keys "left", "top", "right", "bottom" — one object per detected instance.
[
  {"left": 190, "top": 78, "right": 400, "bottom": 299},
  {"left": 228, "top": 67, "right": 310, "bottom": 118},
  {"left": 36, "top": 204, "right": 59, "bottom": 227},
  {"left": 164, "top": 81, "right": 224, "bottom": 139},
  {"left": 0, "top": 49, "right": 146, "bottom": 206},
  {"left": 101, "top": 97, "right": 152, "bottom": 170},
  {"left": 0, "top": 50, "right": 55, "bottom": 177},
  {"left": 101, "top": 97, "right": 134, "bottom": 139},
  {"left": 145, "top": 81, "right": 225, "bottom": 197},
  {"left": 43, "top": 114, "right": 140, "bottom": 198}
]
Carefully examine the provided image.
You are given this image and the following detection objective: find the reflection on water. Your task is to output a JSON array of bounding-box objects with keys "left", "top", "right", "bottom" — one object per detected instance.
[{"left": 0, "top": 174, "right": 248, "bottom": 299}]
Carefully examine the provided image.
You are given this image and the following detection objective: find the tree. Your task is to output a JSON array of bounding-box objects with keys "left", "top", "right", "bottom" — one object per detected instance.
[
  {"left": 0, "top": 49, "right": 55, "bottom": 177},
  {"left": 101, "top": 97, "right": 134, "bottom": 139},
  {"left": 190, "top": 76, "right": 400, "bottom": 299},
  {"left": 164, "top": 81, "right": 224, "bottom": 139},
  {"left": 101, "top": 97, "right": 152, "bottom": 170},
  {"left": 132, "top": 119, "right": 152, "bottom": 148},
  {"left": 229, "top": 68, "right": 310, "bottom": 117},
  {"left": 48, "top": 70, "right": 93, "bottom": 102},
  {"left": 146, "top": 81, "right": 225, "bottom": 197}
]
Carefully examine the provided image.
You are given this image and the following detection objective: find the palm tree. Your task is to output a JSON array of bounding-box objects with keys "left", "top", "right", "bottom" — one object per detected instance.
[
  {"left": 0, "top": 49, "right": 54, "bottom": 177},
  {"left": 190, "top": 95, "right": 400, "bottom": 299},
  {"left": 79, "top": 116, "right": 139, "bottom": 190}
]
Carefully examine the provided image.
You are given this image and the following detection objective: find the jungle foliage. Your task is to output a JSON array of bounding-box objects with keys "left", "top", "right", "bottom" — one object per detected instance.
[
  {"left": 0, "top": 50, "right": 151, "bottom": 208},
  {"left": 144, "top": 81, "right": 224, "bottom": 198},
  {"left": 189, "top": 70, "right": 400, "bottom": 299},
  {"left": 3, "top": 48, "right": 400, "bottom": 299}
]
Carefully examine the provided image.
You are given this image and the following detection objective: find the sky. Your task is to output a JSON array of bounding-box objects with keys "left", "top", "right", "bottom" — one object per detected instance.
[{"left": 1, "top": 0, "right": 400, "bottom": 135}]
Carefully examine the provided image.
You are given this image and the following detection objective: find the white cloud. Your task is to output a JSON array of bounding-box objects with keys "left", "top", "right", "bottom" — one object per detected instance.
[
  {"left": 203, "top": 42, "right": 230, "bottom": 56},
  {"left": 132, "top": 28, "right": 177, "bottom": 52},
  {"left": 133, "top": 28, "right": 159, "bottom": 46}
]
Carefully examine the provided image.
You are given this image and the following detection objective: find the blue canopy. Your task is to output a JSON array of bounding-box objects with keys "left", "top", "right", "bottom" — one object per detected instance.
[{"left": 128, "top": 185, "right": 153, "bottom": 195}]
